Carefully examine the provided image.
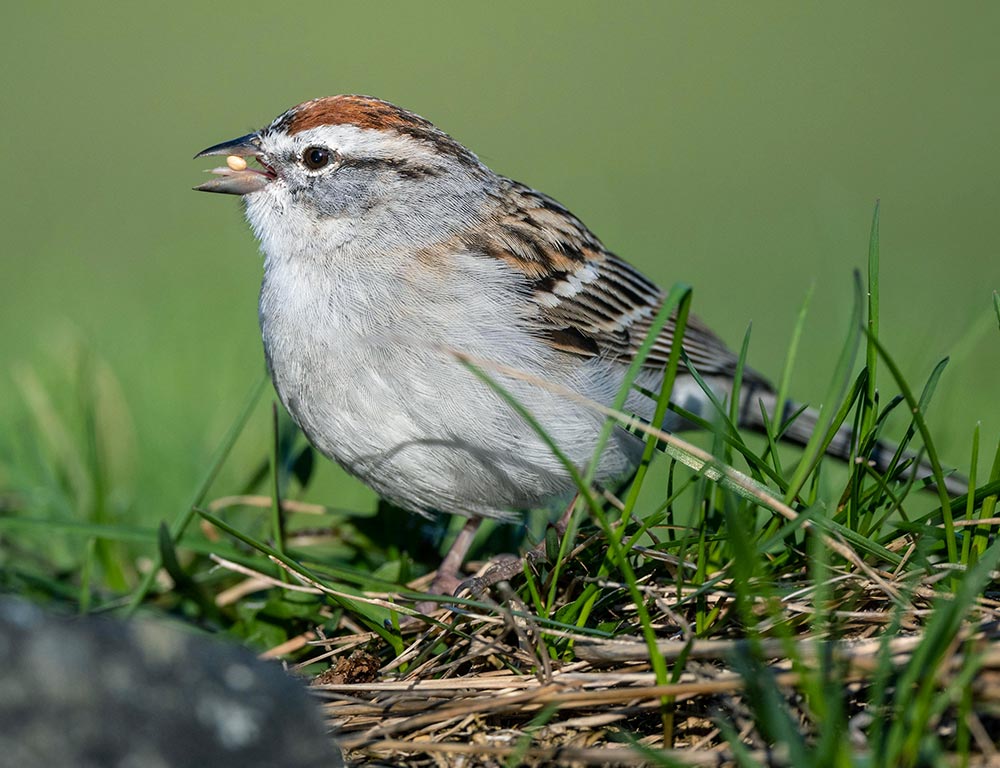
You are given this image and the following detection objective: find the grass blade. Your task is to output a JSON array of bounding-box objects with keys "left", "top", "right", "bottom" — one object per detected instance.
[
  {"left": 125, "top": 370, "right": 268, "bottom": 615},
  {"left": 785, "top": 272, "right": 863, "bottom": 502}
]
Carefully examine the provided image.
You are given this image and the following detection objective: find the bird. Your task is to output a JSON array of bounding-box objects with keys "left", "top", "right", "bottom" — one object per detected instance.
[{"left": 195, "top": 95, "right": 963, "bottom": 595}]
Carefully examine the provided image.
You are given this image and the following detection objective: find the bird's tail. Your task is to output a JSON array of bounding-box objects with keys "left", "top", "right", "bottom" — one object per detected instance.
[{"left": 735, "top": 385, "right": 968, "bottom": 498}]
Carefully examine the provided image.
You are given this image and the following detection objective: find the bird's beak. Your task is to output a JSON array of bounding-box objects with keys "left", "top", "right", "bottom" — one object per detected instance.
[{"left": 193, "top": 132, "right": 276, "bottom": 195}]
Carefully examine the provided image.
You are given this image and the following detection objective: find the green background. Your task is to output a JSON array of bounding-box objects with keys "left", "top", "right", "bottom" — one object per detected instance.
[{"left": 2, "top": 2, "right": 997, "bottom": 530}]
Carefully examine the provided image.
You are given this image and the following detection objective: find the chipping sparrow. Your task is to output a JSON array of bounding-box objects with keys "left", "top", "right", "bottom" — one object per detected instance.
[{"left": 195, "top": 95, "right": 962, "bottom": 591}]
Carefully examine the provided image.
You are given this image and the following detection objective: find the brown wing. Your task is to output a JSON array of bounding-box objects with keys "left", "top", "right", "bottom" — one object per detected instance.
[{"left": 470, "top": 180, "right": 766, "bottom": 383}]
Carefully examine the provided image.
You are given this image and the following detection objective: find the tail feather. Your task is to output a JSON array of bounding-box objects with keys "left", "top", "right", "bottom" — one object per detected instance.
[{"left": 737, "top": 387, "right": 968, "bottom": 498}]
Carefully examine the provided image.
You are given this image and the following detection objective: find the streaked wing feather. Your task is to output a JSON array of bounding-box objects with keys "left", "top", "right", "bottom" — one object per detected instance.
[{"left": 476, "top": 180, "right": 766, "bottom": 384}]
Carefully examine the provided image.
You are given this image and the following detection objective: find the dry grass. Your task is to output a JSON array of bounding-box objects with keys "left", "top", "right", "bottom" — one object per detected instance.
[{"left": 209, "top": 538, "right": 1000, "bottom": 767}]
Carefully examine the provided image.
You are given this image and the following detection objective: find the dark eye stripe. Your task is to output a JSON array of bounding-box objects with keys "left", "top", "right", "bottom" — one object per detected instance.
[{"left": 339, "top": 157, "right": 440, "bottom": 180}]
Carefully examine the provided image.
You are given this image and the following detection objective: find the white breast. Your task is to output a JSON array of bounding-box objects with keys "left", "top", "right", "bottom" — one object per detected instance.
[{"left": 256, "top": 234, "right": 645, "bottom": 521}]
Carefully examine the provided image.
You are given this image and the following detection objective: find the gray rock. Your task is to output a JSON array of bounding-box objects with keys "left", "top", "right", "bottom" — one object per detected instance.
[{"left": 0, "top": 598, "right": 343, "bottom": 768}]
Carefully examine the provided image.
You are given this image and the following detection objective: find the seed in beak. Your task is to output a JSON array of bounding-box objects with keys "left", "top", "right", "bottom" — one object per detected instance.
[{"left": 226, "top": 155, "right": 248, "bottom": 171}]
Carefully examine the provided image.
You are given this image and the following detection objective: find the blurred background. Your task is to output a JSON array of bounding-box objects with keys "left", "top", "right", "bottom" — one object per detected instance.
[{"left": 2, "top": 3, "right": 997, "bottom": 542}]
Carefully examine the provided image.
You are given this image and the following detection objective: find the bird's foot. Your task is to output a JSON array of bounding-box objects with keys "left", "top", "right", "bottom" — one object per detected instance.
[{"left": 454, "top": 548, "right": 549, "bottom": 601}]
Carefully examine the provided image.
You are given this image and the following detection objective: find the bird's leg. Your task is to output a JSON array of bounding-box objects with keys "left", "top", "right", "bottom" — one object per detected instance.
[
  {"left": 409, "top": 517, "right": 483, "bottom": 620},
  {"left": 456, "top": 494, "right": 580, "bottom": 600},
  {"left": 428, "top": 515, "right": 482, "bottom": 597},
  {"left": 552, "top": 492, "right": 580, "bottom": 533}
]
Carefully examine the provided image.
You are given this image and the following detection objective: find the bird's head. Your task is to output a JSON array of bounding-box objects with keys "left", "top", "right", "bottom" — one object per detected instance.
[{"left": 195, "top": 95, "right": 494, "bottom": 255}]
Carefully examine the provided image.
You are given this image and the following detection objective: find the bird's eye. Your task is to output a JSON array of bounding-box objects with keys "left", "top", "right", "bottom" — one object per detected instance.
[{"left": 302, "top": 146, "right": 332, "bottom": 170}]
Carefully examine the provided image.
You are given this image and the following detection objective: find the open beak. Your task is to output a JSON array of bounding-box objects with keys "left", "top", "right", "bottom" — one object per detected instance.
[{"left": 193, "top": 132, "right": 276, "bottom": 195}]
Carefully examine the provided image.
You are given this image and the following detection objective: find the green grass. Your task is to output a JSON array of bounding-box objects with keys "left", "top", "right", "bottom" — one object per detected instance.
[{"left": 2, "top": 210, "right": 999, "bottom": 764}]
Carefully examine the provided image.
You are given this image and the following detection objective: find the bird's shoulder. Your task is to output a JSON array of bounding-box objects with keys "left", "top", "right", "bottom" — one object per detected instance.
[{"left": 455, "top": 178, "right": 755, "bottom": 381}]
